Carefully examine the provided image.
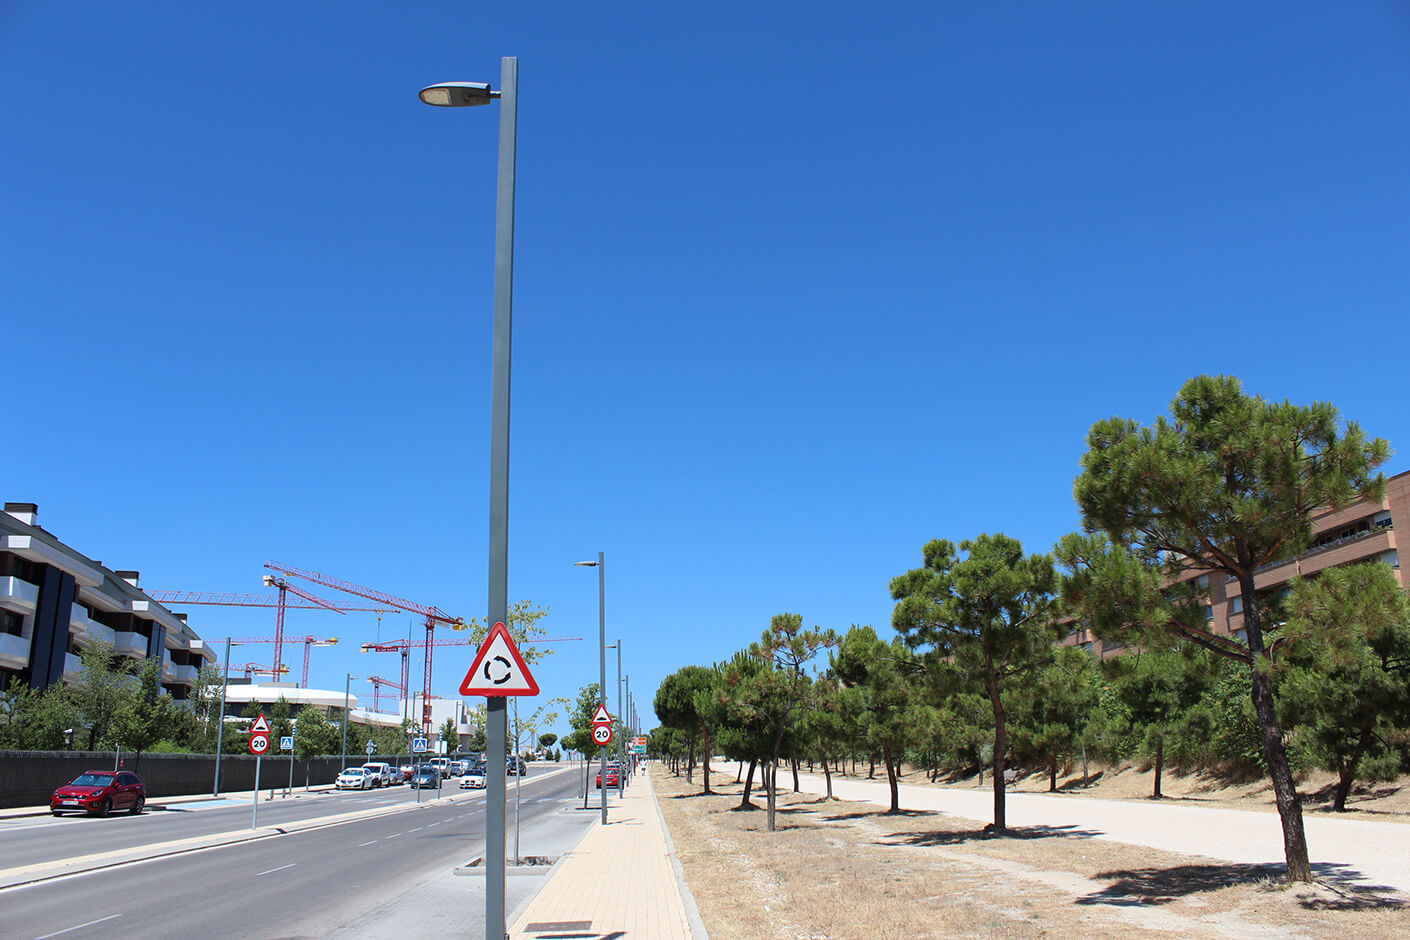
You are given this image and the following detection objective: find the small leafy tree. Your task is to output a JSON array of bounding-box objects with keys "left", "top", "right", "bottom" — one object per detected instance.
[
  {"left": 654, "top": 665, "right": 719, "bottom": 792},
  {"left": 1278, "top": 562, "right": 1410, "bottom": 811},
  {"left": 1009, "top": 646, "right": 1099, "bottom": 792},
  {"left": 112, "top": 658, "right": 179, "bottom": 766},
  {"left": 892, "top": 533, "right": 1059, "bottom": 832}
]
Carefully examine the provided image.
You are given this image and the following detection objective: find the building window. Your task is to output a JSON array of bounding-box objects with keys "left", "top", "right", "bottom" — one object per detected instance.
[
  {"left": 1233, "top": 629, "right": 1248, "bottom": 645},
  {"left": 1203, "top": 605, "right": 1214, "bottom": 621},
  {"left": 1194, "top": 574, "right": 1210, "bottom": 592},
  {"left": 1383, "top": 550, "right": 1400, "bottom": 569},
  {"left": 1, "top": 611, "right": 23, "bottom": 637},
  {"left": 1231, "top": 597, "right": 1244, "bottom": 614}
]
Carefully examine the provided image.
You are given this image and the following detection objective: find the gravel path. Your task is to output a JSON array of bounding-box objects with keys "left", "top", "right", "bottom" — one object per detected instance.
[{"left": 794, "top": 772, "right": 1410, "bottom": 897}]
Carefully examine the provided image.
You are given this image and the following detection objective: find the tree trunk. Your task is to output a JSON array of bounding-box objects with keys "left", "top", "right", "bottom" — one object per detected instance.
[
  {"left": 1049, "top": 758, "right": 1057, "bottom": 793},
  {"left": 1241, "top": 573, "right": 1312, "bottom": 882},
  {"left": 791, "top": 756, "right": 800, "bottom": 793},
  {"left": 1081, "top": 743, "right": 1089, "bottom": 787},
  {"left": 736, "top": 761, "right": 743, "bottom": 783},
  {"left": 1152, "top": 735, "right": 1164, "bottom": 800},
  {"left": 987, "top": 668, "right": 1008, "bottom": 832},
  {"left": 739, "top": 759, "right": 757, "bottom": 809},
  {"left": 702, "top": 728, "right": 713, "bottom": 795},
  {"left": 975, "top": 744, "right": 984, "bottom": 787},
  {"left": 868, "top": 757, "right": 876, "bottom": 779},
  {"left": 822, "top": 756, "right": 833, "bottom": 799},
  {"left": 883, "top": 743, "right": 900, "bottom": 813},
  {"left": 765, "top": 761, "right": 777, "bottom": 831},
  {"left": 685, "top": 748, "right": 695, "bottom": 786},
  {"left": 1333, "top": 721, "right": 1375, "bottom": 812}
]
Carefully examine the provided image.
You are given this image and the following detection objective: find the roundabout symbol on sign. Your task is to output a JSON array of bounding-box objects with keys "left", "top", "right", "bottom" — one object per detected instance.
[
  {"left": 248, "top": 733, "right": 270, "bottom": 755},
  {"left": 592, "top": 724, "right": 613, "bottom": 746}
]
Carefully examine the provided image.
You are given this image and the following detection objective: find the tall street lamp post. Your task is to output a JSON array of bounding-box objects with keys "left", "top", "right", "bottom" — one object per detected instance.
[
  {"left": 419, "top": 56, "right": 517, "bottom": 940},
  {"left": 341, "top": 673, "right": 355, "bottom": 771},
  {"left": 574, "top": 552, "right": 607, "bottom": 823},
  {"left": 213, "top": 637, "right": 234, "bottom": 796}
]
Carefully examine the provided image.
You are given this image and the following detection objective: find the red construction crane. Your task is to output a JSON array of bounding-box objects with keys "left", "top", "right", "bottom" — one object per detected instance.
[
  {"left": 367, "top": 675, "right": 405, "bottom": 714},
  {"left": 266, "top": 560, "right": 464, "bottom": 733},
  {"left": 209, "top": 635, "right": 341, "bottom": 687},
  {"left": 231, "top": 662, "right": 288, "bottom": 681},
  {"left": 148, "top": 587, "right": 383, "bottom": 684}
]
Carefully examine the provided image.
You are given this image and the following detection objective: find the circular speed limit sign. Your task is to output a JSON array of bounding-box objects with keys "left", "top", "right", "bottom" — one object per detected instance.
[
  {"left": 592, "top": 724, "right": 614, "bottom": 746},
  {"left": 248, "top": 733, "right": 270, "bottom": 755}
]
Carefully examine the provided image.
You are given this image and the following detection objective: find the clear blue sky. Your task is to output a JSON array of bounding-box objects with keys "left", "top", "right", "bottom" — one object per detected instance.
[{"left": 5, "top": 2, "right": 1409, "bottom": 742}]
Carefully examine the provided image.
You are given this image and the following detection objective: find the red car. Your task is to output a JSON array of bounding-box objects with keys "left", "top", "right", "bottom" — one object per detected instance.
[
  {"left": 51, "top": 770, "right": 146, "bottom": 817},
  {"left": 595, "top": 764, "right": 621, "bottom": 788}
]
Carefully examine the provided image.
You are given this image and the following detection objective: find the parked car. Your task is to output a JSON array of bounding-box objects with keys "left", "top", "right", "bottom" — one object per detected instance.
[
  {"left": 410, "top": 764, "right": 441, "bottom": 789},
  {"left": 460, "top": 763, "right": 487, "bottom": 789},
  {"left": 336, "top": 767, "right": 375, "bottom": 790},
  {"left": 398, "top": 763, "right": 415, "bottom": 781},
  {"left": 449, "top": 759, "right": 470, "bottom": 776},
  {"left": 506, "top": 757, "right": 527, "bottom": 776},
  {"left": 361, "top": 762, "right": 395, "bottom": 787},
  {"left": 51, "top": 770, "right": 145, "bottom": 817},
  {"left": 429, "top": 757, "right": 451, "bottom": 778},
  {"left": 595, "top": 763, "right": 621, "bottom": 789}
]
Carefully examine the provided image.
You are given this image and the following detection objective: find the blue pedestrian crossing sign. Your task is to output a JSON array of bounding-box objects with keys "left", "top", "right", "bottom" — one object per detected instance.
[
  {"left": 280, "top": 736, "right": 294, "bottom": 751},
  {"left": 412, "top": 737, "right": 428, "bottom": 753}
]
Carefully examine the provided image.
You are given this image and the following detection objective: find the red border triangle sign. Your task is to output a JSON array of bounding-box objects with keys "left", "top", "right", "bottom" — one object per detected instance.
[
  {"left": 460, "top": 622, "right": 539, "bottom": 697},
  {"left": 591, "top": 704, "right": 612, "bottom": 725},
  {"left": 249, "top": 714, "right": 271, "bottom": 734}
]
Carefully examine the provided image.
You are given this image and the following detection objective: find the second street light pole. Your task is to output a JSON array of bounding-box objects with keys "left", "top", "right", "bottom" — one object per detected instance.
[{"left": 575, "top": 552, "right": 607, "bottom": 823}]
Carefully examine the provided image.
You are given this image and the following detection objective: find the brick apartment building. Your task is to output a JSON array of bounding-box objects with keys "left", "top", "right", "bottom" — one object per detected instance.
[{"left": 1069, "top": 469, "right": 1407, "bottom": 657}]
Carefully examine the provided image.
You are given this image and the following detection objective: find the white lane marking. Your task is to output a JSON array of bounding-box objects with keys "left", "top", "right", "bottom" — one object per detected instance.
[
  {"left": 35, "top": 914, "right": 123, "bottom": 939},
  {"left": 408, "top": 827, "right": 423, "bottom": 832},
  {"left": 256, "top": 863, "right": 296, "bottom": 876},
  {"left": 387, "top": 833, "right": 401, "bottom": 839},
  {"left": 359, "top": 840, "right": 378, "bottom": 846}
]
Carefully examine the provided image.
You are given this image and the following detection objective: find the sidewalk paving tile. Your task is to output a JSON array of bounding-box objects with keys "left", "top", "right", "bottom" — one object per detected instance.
[{"left": 510, "top": 768, "right": 694, "bottom": 940}]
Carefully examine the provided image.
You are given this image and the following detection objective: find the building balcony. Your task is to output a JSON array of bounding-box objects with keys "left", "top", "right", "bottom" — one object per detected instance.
[
  {"left": 112, "top": 631, "right": 147, "bottom": 658},
  {"left": 63, "top": 652, "right": 81, "bottom": 678},
  {"left": 169, "top": 663, "right": 199, "bottom": 685},
  {"left": 69, "top": 608, "right": 117, "bottom": 646},
  {"left": 1, "top": 576, "right": 40, "bottom": 613},
  {"left": 1253, "top": 529, "right": 1396, "bottom": 590},
  {"left": 0, "top": 631, "right": 30, "bottom": 670}
]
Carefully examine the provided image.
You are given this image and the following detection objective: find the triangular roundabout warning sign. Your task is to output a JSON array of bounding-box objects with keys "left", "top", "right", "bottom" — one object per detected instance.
[
  {"left": 249, "top": 714, "right": 272, "bottom": 734},
  {"left": 460, "top": 621, "right": 539, "bottom": 697}
]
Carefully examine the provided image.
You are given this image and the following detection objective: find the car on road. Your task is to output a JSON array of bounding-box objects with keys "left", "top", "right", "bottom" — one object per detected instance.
[
  {"left": 336, "top": 767, "right": 375, "bottom": 790},
  {"left": 507, "top": 757, "right": 527, "bottom": 776},
  {"left": 449, "top": 759, "right": 470, "bottom": 776},
  {"left": 595, "top": 763, "right": 621, "bottom": 789},
  {"left": 409, "top": 764, "right": 441, "bottom": 789},
  {"left": 429, "top": 757, "right": 451, "bottom": 778},
  {"left": 51, "top": 770, "right": 145, "bottom": 817},
  {"left": 360, "top": 762, "right": 395, "bottom": 787},
  {"left": 460, "top": 763, "right": 487, "bottom": 789},
  {"left": 398, "top": 763, "right": 415, "bottom": 781}
]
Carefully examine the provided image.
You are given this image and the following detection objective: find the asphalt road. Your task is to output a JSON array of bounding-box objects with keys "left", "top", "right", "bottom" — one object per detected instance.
[
  {"left": 1, "top": 769, "right": 586, "bottom": 940},
  {"left": 0, "top": 774, "right": 497, "bottom": 870}
]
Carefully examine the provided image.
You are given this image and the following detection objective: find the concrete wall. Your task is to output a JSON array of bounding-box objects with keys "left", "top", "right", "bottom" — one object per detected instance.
[{"left": 0, "top": 750, "right": 350, "bottom": 808}]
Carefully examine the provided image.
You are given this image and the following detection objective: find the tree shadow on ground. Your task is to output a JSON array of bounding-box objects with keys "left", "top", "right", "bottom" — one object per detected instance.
[
  {"left": 1077, "top": 862, "right": 1408, "bottom": 910},
  {"left": 1056, "top": 771, "right": 1104, "bottom": 791},
  {"left": 818, "top": 808, "right": 931, "bottom": 822},
  {"left": 881, "top": 823, "right": 1102, "bottom": 846}
]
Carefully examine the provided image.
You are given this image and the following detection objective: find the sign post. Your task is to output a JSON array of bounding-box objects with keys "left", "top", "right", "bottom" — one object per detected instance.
[
  {"left": 248, "top": 713, "right": 271, "bottom": 828},
  {"left": 284, "top": 731, "right": 295, "bottom": 798},
  {"left": 460, "top": 618, "right": 538, "bottom": 940}
]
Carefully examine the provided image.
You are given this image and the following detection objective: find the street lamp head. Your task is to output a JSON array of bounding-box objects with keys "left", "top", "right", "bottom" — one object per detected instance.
[
  {"left": 573, "top": 561, "right": 599, "bottom": 567},
  {"left": 419, "top": 81, "right": 497, "bottom": 107}
]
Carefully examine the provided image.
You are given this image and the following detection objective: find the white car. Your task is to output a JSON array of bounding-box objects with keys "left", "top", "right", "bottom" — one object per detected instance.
[
  {"left": 460, "top": 765, "right": 487, "bottom": 789},
  {"left": 336, "top": 767, "right": 374, "bottom": 790},
  {"left": 361, "top": 762, "right": 395, "bottom": 787}
]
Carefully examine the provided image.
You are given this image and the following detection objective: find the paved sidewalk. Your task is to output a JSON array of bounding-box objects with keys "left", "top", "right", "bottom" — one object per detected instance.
[{"left": 509, "top": 766, "right": 705, "bottom": 940}]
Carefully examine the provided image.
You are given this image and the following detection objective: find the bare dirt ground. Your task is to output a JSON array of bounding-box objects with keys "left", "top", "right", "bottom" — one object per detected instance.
[
  {"left": 914, "top": 762, "right": 1410, "bottom": 821},
  {"left": 655, "top": 768, "right": 1410, "bottom": 940}
]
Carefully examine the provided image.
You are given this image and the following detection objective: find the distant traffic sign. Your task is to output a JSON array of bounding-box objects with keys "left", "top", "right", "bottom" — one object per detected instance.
[
  {"left": 590, "top": 704, "right": 612, "bottom": 725},
  {"left": 249, "top": 714, "right": 272, "bottom": 735},
  {"left": 460, "top": 621, "right": 539, "bottom": 696},
  {"left": 365, "top": 740, "right": 376, "bottom": 755},
  {"left": 280, "top": 735, "right": 294, "bottom": 751},
  {"left": 629, "top": 743, "right": 646, "bottom": 755},
  {"left": 248, "top": 733, "right": 270, "bottom": 755},
  {"left": 592, "top": 724, "right": 614, "bottom": 746},
  {"left": 412, "top": 737, "right": 428, "bottom": 753}
]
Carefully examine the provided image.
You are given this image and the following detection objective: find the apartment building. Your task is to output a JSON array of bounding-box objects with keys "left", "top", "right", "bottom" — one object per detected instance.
[
  {"left": 0, "top": 502, "right": 212, "bottom": 697},
  {"left": 1068, "top": 470, "right": 1407, "bottom": 656}
]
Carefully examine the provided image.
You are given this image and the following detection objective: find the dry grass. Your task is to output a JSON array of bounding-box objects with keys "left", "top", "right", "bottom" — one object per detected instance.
[{"left": 655, "top": 770, "right": 1410, "bottom": 940}]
